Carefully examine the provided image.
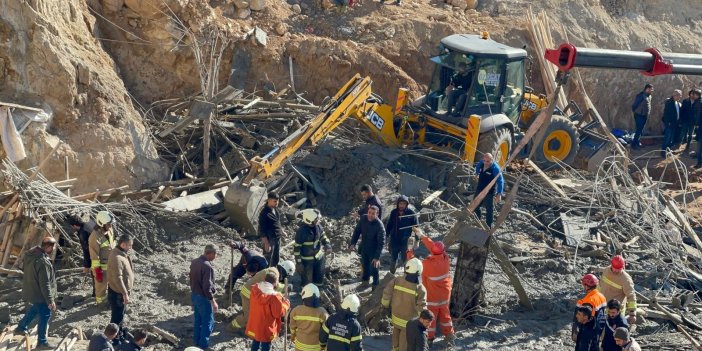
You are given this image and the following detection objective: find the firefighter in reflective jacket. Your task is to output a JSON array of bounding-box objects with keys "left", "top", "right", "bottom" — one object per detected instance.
[
  {"left": 88, "top": 211, "right": 116, "bottom": 305},
  {"left": 599, "top": 255, "right": 637, "bottom": 324},
  {"left": 572, "top": 274, "right": 607, "bottom": 342},
  {"left": 290, "top": 284, "right": 329, "bottom": 351},
  {"left": 320, "top": 294, "right": 363, "bottom": 351},
  {"left": 294, "top": 209, "right": 332, "bottom": 287},
  {"left": 415, "top": 229, "right": 454, "bottom": 346},
  {"left": 382, "top": 258, "right": 427, "bottom": 351},
  {"left": 231, "top": 261, "right": 295, "bottom": 331}
]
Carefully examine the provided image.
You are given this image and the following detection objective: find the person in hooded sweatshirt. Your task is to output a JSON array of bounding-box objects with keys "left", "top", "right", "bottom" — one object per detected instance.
[
  {"left": 290, "top": 283, "right": 329, "bottom": 351},
  {"left": 385, "top": 195, "right": 418, "bottom": 274},
  {"left": 320, "top": 294, "right": 363, "bottom": 351},
  {"left": 246, "top": 271, "right": 290, "bottom": 351}
]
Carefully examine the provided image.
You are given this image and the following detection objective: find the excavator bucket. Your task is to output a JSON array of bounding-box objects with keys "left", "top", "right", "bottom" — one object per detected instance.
[{"left": 223, "top": 180, "right": 268, "bottom": 235}]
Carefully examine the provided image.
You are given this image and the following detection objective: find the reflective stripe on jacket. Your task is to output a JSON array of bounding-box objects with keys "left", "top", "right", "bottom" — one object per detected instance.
[
  {"left": 294, "top": 224, "right": 330, "bottom": 263},
  {"left": 290, "top": 305, "right": 329, "bottom": 351},
  {"left": 599, "top": 267, "right": 637, "bottom": 312},
  {"left": 319, "top": 310, "right": 362, "bottom": 351},
  {"left": 381, "top": 276, "right": 427, "bottom": 328},
  {"left": 420, "top": 236, "right": 451, "bottom": 305},
  {"left": 88, "top": 227, "right": 115, "bottom": 269}
]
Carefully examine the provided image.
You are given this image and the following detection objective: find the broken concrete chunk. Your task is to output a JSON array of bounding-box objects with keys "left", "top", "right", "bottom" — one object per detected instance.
[
  {"left": 275, "top": 22, "right": 287, "bottom": 36},
  {"left": 250, "top": 0, "right": 266, "bottom": 11},
  {"left": 252, "top": 26, "right": 267, "bottom": 46},
  {"left": 292, "top": 4, "right": 302, "bottom": 13},
  {"left": 399, "top": 172, "right": 429, "bottom": 197},
  {"left": 77, "top": 63, "right": 90, "bottom": 85},
  {"left": 234, "top": 0, "right": 250, "bottom": 8},
  {"left": 236, "top": 7, "right": 252, "bottom": 18},
  {"left": 465, "top": 0, "right": 477, "bottom": 9},
  {"left": 101, "top": 0, "right": 124, "bottom": 12},
  {"left": 321, "top": 0, "right": 333, "bottom": 9}
]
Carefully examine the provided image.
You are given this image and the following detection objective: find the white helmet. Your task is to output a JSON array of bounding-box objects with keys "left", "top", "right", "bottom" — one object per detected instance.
[
  {"left": 184, "top": 348, "right": 203, "bottom": 351},
  {"left": 95, "top": 211, "right": 114, "bottom": 227},
  {"left": 297, "top": 208, "right": 321, "bottom": 225},
  {"left": 341, "top": 294, "right": 361, "bottom": 313},
  {"left": 301, "top": 283, "right": 320, "bottom": 299},
  {"left": 279, "top": 260, "right": 296, "bottom": 277},
  {"left": 404, "top": 257, "right": 423, "bottom": 274}
]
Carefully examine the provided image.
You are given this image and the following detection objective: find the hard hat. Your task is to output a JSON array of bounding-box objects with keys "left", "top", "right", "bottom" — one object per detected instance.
[
  {"left": 184, "top": 347, "right": 203, "bottom": 351},
  {"left": 581, "top": 273, "right": 599, "bottom": 287},
  {"left": 341, "top": 294, "right": 361, "bottom": 313},
  {"left": 431, "top": 241, "right": 445, "bottom": 255},
  {"left": 297, "top": 208, "right": 321, "bottom": 225},
  {"left": 95, "top": 211, "right": 113, "bottom": 227},
  {"left": 279, "top": 260, "right": 296, "bottom": 277},
  {"left": 301, "top": 283, "right": 320, "bottom": 299},
  {"left": 611, "top": 255, "right": 625, "bottom": 270},
  {"left": 404, "top": 257, "right": 423, "bottom": 274}
]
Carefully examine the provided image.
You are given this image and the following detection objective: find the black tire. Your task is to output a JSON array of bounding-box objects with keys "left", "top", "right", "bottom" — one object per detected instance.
[
  {"left": 476, "top": 126, "right": 512, "bottom": 169},
  {"left": 532, "top": 115, "right": 580, "bottom": 167}
]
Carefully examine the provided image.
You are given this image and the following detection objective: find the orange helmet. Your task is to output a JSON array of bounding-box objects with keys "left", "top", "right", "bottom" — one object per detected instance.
[
  {"left": 611, "top": 255, "right": 625, "bottom": 270},
  {"left": 581, "top": 274, "right": 599, "bottom": 287}
]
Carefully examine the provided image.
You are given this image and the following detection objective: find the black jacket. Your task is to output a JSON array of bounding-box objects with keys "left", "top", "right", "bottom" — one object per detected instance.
[
  {"left": 237, "top": 244, "right": 268, "bottom": 271},
  {"left": 189, "top": 255, "right": 216, "bottom": 300},
  {"left": 358, "top": 194, "right": 383, "bottom": 219},
  {"left": 320, "top": 310, "right": 363, "bottom": 351},
  {"left": 87, "top": 334, "right": 114, "bottom": 351},
  {"left": 662, "top": 97, "right": 680, "bottom": 125},
  {"left": 602, "top": 314, "right": 629, "bottom": 351},
  {"left": 77, "top": 225, "right": 92, "bottom": 269},
  {"left": 405, "top": 318, "right": 429, "bottom": 351},
  {"left": 385, "top": 196, "right": 418, "bottom": 247},
  {"left": 294, "top": 223, "right": 330, "bottom": 263},
  {"left": 631, "top": 91, "right": 651, "bottom": 117},
  {"left": 258, "top": 206, "right": 283, "bottom": 241},
  {"left": 115, "top": 342, "right": 141, "bottom": 351},
  {"left": 351, "top": 217, "right": 385, "bottom": 260},
  {"left": 681, "top": 98, "right": 695, "bottom": 125},
  {"left": 575, "top": 318, "right": 601, "bottom": 351}
]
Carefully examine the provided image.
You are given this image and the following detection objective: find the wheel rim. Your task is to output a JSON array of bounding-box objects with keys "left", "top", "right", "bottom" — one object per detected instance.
[
  {"left": 542, "top": 130, "right": 572, "bottom": 162},
  {"left": 497, "top": 141, "right": 509, "bottom": 169}
]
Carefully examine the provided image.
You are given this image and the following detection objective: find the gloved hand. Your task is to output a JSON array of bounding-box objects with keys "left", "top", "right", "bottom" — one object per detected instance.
[{"left": 94, "top": 267, "right": 104, "bottom": 282}]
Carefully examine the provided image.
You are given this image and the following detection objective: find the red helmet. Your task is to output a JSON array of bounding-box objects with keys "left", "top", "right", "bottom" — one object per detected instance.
[
  {"left": 581, "top": 274, "right": 599, "bottom": 287},
  {"left": 611, "top": 255, "right": 625, "bottom": 270},
  {"left": 431, "top": 241, "right": 445, "bottom": 255}
]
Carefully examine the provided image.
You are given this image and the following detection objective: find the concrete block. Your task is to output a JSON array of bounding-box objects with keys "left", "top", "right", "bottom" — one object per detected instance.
[
  {"left": 399, "top": 172, "right": 429, "bottom": 197},
  {"left": 253, "top": 26, "right": 267, "bottom": 47}
]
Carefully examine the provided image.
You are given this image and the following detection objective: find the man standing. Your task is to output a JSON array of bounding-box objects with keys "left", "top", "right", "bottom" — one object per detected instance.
[
  {"left": 661, "top": 89, "right": 682, "bottom": 157},
  {"left": 631, "top": 83, "right": 653, "bottom": 148},
  {"left": 602, "top": 299, "right": 629, "bottom": 351},
  {"left": 88, "top": 323, "right": 119, "bottom": 351},
  {"left": 572, "top": 274, "right": 607, "bottom": 344},
  {"left": 614, "top": 327, "right": 641, "bottom": 351},
  {"left": 382, "top": 258, "right": 427, "bottom": 351},
  {"left": 294, "top": 209, "right": 332, "bottom": 287},
  {"left": 290, "top": 284, "right": 329, "bottom": 351},
  {"left": 189, "top": 244, "right": 218, "bottom": 350},
  {"left": 320, "top": 294, "right": 363, "bottom": 351},
  {"left": 259, "top": 192, "right": 284, "bottom": 267},
  {"left": 678, "top": 90, "right": 699, "bottom": 152},
  {"left": 13, "top": 237, "right": 58, "bottom": 350},
  {"left": 574, "top": 305, "right": 601, "bottom": 351},
  {"left": 107, "top": 234, "right": 135, "bottom": 329},
  {"left": 228, "top": 241, "right": 268, "bottom": 289},
  {"left": 415, "top": 229, "right": 454, "bottom": 347},
  {"left": 246, "top": 271, "right": 291, "bottom": 351},
  {"left": 474, "top": 153, "right": 504, "bottom": 227},
  {"left": 405, "top": 310, "right": 434, "bottom": 351},
  {"left": 69, "top": 215, "right": 92, "bottom": 275},
  {"left": 385, "top": 195, "right": 418, "bottom": 274},
  {"left": 89, "top": 211, "right": 116, "bottom": 305},
  {"left": 599, "top": 256, "right": 637, "bottom": 325},
  {"left": 357, "top": 184, "right": 383, "bottom": 220},
  {"left": 350, "top": 205, "right": 385, "bottom": 289}
]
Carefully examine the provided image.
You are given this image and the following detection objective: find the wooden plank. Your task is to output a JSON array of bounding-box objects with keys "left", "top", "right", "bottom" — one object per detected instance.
[
  {"left": 527, "top": 160, "right": 567, "bottom": 198},
  {"left": 0, "top": 101, "right": 44, "bottom": 112},
  {"left": 421, "top": 187, "right": 446, "bottom": 206}
]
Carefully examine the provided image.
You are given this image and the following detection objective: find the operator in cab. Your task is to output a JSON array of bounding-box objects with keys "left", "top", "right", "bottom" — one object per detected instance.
[{"left": 444, "top": 62, "right": 474, "bottom": 117}]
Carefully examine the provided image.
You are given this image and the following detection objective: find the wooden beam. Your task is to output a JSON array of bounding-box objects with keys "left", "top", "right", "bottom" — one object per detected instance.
[
  {"left": 527, "top": 160, "right": 567, "bottom": 198},
  {"left": 421, "top": 187, "right": 446, "bottom": 206}
]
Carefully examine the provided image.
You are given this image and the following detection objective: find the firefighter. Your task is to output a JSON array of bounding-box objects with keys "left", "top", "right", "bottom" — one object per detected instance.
[
  {"left": 89, "top": 211, "right": 116, "bottom": 305},
  {"left": 290, "top": 284, "right": 329, "bottom": 351},
  {"left": 320, "top": 294, "right": 363, "bottom": 351},
  {"left": 599, "top": 255, "right": 637, "bottom": 324},
  {"left": 385, "top": 195, "right": 418, "bottom": 274},
  {"left": 246, "top": 271, "right": 291, "bottom": 351},
  {"left": 231, "top": 260, "right": 295, "bottom": 332},
  {"left": 294, "top": 209, "right": 332, "bottom": 287},
  {"left": 414, "top": 229, "right": 454, "bottom": 346},
  {"left": 572, "top": 274, "right": 607, "bottom": 342},
  {"left": 382, "top": 258, "right": 427, "bottom": 351}
]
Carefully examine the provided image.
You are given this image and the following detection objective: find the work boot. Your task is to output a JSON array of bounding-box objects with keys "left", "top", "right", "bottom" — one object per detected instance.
[
  {"left": 35, "top": 343, "right": 56, "bottom": 350},
  {"left": 358, "top": 281, "right": 370, "bottom": 291},
  {"left": 12, "top": 328, "right": 27, "bottom": 336}
]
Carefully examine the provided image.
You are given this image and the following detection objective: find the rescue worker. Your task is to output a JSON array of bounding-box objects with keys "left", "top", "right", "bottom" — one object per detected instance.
[
  {"left": 107, "top": 234, "right": 135, "bottom": 328},
  {"left": 231, "top": 260, "right": 295, "bottom": 331},
  {"left": 228, "top": 241, "right": 268, "bottom": 288},
  {"left": 294, "top": 209, "right": 332, "bottom": 287},
  {"left": 89, "top": 210, "right": 117, "bottom": 305},
  {"left": 614, "top": 327, "right": 641, "bottom": 351},
  {"left": 349, "top": 205, "right": 385, "bottom": 289},
  {"left": 415, "top": 229, "right": 454, "bottom": 346},
  {"left": 602, "top": 299, "right": 629, "bottom": 351},
  {"left": 246, "top": 271, "right": 290, "bottom": 351},
  {"left": 357, "top": 184, "right": 383, "bottom": 219},
  {"left": 385, "top": 195, "right": 418, "bottom": 274},
  {"left": 572, "top": 274, "right": 607, "bottom": 343},
  {"left": 574, "top": 305, "right": 601, "bottom": 351},
  {"left": 599, "top": 255, "right": 637, "bottom": 324},
  {"left": 189, "top": 244, "right": 218, "bottom": 350},
  {"left": 405, "top": 309, "right": 434, "bottom": 351},
  {"left": 13, "top": 237, "right": 58, "bottom": 350},
  {"left": 474, "top": 153, "right": 504, "bottom": 227},
  {"left": 259, "top": 192, "right": 284, "bottom": 267},
  {"left": 320, "top": 294, "right": 363, "bottom": 351},
  {"left": 382, "top": 258, "right": 428, "bottom": 351},
  {"left": 290, "top": 284, "right": 329, "bottom": 351}
]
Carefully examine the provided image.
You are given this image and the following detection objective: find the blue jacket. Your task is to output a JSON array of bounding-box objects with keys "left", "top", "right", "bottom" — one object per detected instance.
[
  {"left": 475, "top": 160, "right": 504, "bottom": 195},
  {"left": 575, "top": 318, "right": 601, "bottom": 351},
  {"left": 602, "top": 314, "right": 629, "bottom": 351}
]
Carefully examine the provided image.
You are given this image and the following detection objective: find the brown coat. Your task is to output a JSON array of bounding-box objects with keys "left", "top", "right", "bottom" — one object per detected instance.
[
  {"left": 599, "top": 266, "right": 637, "bottom": 313},
  {"left": 88, "top": 227, "right": 115, "bottom": 269},
  {"left": 107, "top": 247, "right": 134, "bottom": 295},
  {"left": 290, "top": 305, "right": 328, "bottom": 350},
  {"left": 381, "top": 276, "right": 427, "bottom": 329}
]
